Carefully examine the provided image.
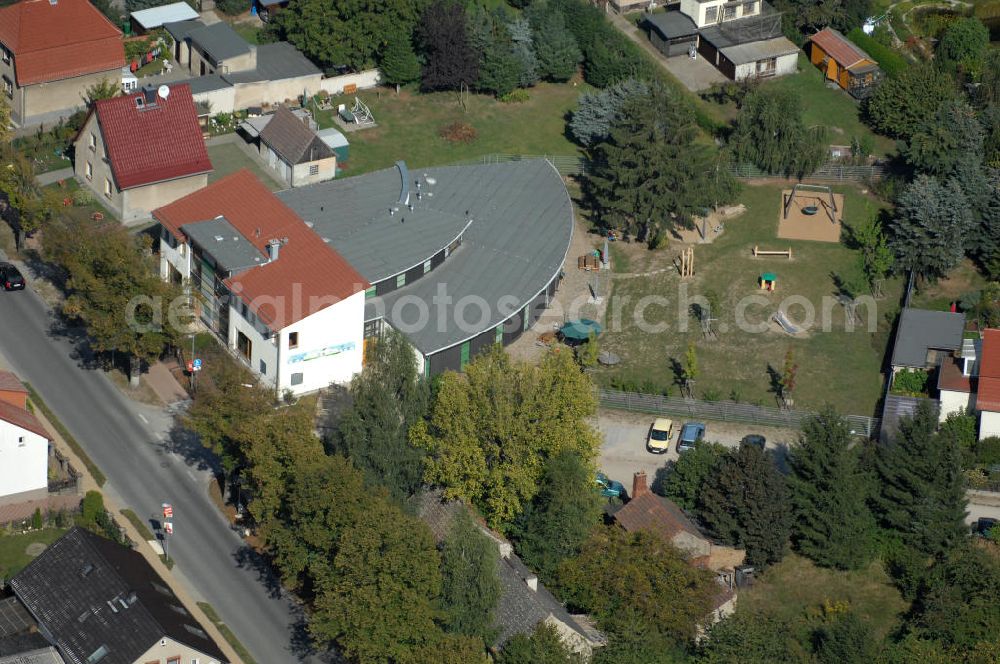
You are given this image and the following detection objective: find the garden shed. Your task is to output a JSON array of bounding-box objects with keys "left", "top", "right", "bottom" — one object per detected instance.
[
  {"left": 805, "top": 28, "right": 883, "bottom": 99},
  {"left": 643, "top": 12, "right": 699, "bottom": 57}
]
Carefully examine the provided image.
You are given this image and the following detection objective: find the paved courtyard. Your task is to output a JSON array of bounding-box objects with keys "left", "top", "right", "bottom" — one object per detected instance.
[{"left": 660, "top": 52, "right": 729, "bottom": 92}]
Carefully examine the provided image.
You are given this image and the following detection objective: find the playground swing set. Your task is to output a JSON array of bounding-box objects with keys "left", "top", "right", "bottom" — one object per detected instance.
[{"left": 783, "top": 183, "right": 837, "bottom": 224}]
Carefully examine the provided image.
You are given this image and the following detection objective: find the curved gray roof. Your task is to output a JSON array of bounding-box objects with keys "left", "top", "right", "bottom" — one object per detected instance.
[{"left": 366, "top": 160, "right": 573, "bottom": 355}]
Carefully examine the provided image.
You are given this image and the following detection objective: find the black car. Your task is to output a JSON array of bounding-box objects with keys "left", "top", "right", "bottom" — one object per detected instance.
[
  {"left": 741, "top": 434, "right": 766, "bottom": 450},
  {"left": 0, "top": 262, "right": 25, "bottom": 291},
  {"left": 974, "top": 517, "right": 998, "bottom": 537}
]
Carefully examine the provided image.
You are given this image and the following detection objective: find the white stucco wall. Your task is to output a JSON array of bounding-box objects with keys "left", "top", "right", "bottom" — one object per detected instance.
[
  {"left": 135, "top": 636, "right": 222, "bottom": 664},
  {"left": 192, "top": 84, "right": 236, "bottom": 115},
  {"left": 276, "top": 290, "right": 365, "bottom": 394},
  {"left": 732, "top": 51, "right": 798, "bottom": 81},
  {"left": 0, "top": 422, "right": 48, "bottom": 501},
  {"left": 159, "top": 231, "right": 191, "bottom": 282},
  {"left": 317, "top": 69, "right": 381, "bottom": 96},
  {"left": 980, "top": 410, "right": 1000, "bottom": 441},
  {"left": 680, "top": 0, "right": 761, "bottom": 27},
  {"left": 939, "top": 389, "right": 973, "bottom": 422},
  {"left": 228, "top": 302, "right": 280, "bottom": 389}
]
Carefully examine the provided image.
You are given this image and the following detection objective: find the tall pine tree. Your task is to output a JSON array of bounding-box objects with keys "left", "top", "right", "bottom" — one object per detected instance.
[
  {"left": 532, "top": 9, "right": 581, "bottom": 82},
  {"left": 380, "top": 29, "right": 421, "bottom": 92},
  {"left": 587, "top": 86, "right": 737, "bottom": 241},
  {"left": 889, "top": 175, "right": 973, "bottom": 279},
  {"left": 787, "top": 408, "right": 877, "bottom": 570},
  {"left": 873, "top": 402, "right": 968, "bottom": 555},
  {"left": 697, "top": 445, "right": 791, "bottom": 567},
  {"left": 334, "top": 329, "right": 428, "bottom": 500}
]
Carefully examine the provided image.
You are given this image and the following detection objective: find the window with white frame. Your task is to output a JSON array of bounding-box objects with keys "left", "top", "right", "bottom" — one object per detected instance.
[
  {"left": 308, "top": 164, "right": 319, "bottom": 176},
  {"left": 723, "top": 4, "right": 737, "bottom": 20},
  {"left": 89, "top": 133, "right": 96, "bottom": 151},
  {"left": 704, "top": 5, "right": 719, "bottom": 22},
  {"left": 2, "top": 76, "right": 11, "bottom": 98},
  {"left": 103, "top": 178, "right": 112, "bottom": 198}
]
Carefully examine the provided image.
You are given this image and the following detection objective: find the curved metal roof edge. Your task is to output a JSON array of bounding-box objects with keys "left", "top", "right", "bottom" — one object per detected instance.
[
  {"left": 399, "top": 159, "right": 576, "bottom": 358},
  {"left": 370, "top": 217, "right": 475, "bottom": 287}
]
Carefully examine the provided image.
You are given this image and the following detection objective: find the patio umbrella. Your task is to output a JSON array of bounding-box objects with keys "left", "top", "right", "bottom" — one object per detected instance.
[{"left": 559, "top": 319, "right": 603, "bottom": 341}]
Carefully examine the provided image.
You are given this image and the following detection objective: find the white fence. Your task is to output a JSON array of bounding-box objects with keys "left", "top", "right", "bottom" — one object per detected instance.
[{"left": 318, "top": 69, "right": 381, "bottom": 96}]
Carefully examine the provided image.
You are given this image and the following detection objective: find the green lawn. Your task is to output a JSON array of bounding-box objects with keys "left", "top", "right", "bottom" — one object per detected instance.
[
  {"left": 311, "top": 83, "right": 586, "bottom": 176},
  {"left": 737, "top": 554, "right": 909, "bottom": 644},
  {"left": 0, "top": 528, "right": 68, "bottom": 578},
  {"left": 206, "top": 142, "right": 283, "bottom": 191},
  {"left": 593, "top": 182, "right": 898, "bottom": 416}
]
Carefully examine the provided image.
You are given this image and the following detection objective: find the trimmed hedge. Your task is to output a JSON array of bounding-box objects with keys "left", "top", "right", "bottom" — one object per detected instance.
[{"left": 846, "top": 28, "right": 911, "bottom": 78}]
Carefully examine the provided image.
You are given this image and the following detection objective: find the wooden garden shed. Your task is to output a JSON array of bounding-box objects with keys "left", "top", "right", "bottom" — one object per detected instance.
[{"left": 806, "top": 27, "right": 883, "bottom": 99}]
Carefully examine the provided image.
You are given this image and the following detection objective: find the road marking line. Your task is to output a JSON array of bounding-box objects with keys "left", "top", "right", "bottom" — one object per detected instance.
[{"left": 137, "top": 413, "right": 149, "bottom": 424}]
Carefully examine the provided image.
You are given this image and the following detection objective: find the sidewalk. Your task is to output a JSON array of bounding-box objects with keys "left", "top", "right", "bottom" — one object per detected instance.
[
  {"left": 35, "top": 167, "right": 74, "bottom": 187},
  {"left": 146, "top": 360, "right": 191, "bottom": 405}
]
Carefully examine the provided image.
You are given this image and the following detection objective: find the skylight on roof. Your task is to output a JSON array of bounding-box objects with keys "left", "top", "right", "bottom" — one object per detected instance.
[
  {"left": 87, "top": 644, "right": 109, "bottom": 663},
  {"left": 183, "top": 624, "right": 208, "bottom": 639}
]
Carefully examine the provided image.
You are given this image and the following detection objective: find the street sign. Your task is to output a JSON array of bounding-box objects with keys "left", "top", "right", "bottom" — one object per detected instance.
[
  {"left": 186, "top": 360, "right": 194, "bottom": 373},
  {"left": 162, "top": 503, "right": 173, "bottom": 519},
  {"left": 164, "top": 521, "right": 173, "bottom": 535},
  {"left": 193, "top": 358, "right": 202, "bottom": 372}
]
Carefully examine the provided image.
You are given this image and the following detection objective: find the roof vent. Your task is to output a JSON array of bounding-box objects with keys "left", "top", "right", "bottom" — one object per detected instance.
[
  {"left": 80, "top": 563, "right": 94, "bottom": 578},
  {"left": 214, "top": 235, "right": 224, "bottom": 242},
  {"left": 305, "top": 221, "right": 314, "bottom": 228},
  {"left": 267, "top": 239, "right": 283, "bottom": 262},
  {"left": 107, "top": 600, "right": 118, "bottom": 614}
]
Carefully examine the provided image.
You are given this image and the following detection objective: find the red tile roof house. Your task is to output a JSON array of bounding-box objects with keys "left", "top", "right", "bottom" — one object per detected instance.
[
  {"left": 613, "top": 472, "right": 745, "bottom": 627},
  {"left": 975, "top": 329, "right": 1000, "bottom": 441},
  {"left": 0, "top": 0, "right": 125, "bottom": 128},
  {"left": 73, "top": 83, "right": 212, "bottom": 224},
  {"left": 0, "top": 370, "right": 49, "bottom": 510},
  {"left": 153, "top": 169, "right": 369, "bottom": 395}
]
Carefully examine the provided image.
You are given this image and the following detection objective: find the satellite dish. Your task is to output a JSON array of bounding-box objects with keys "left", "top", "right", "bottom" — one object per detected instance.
[{"left": 157, "top": 85, "right": 170, "bottom": 100}]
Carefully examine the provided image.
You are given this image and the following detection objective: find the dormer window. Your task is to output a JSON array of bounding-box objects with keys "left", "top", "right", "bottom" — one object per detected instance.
[{"left": 135, "top": 96, "right": 144, "bottom": 109}]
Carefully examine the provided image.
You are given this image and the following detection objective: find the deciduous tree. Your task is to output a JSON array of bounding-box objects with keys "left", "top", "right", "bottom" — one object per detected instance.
[
  {"left": 412, "top": 347, "right": 601, "bottom": 528},
  {"left": 557, "top": 527, "right": 717, "bottom": 643},
  {"left": 729, "top": 87, "right": 827, "bottom": 178},
  {"left": 698, "top": 445, "right": 791, "bottom": 567},
  {"left": 512, "top": 451, "right": 602, "bottom": 581},
  {"left": 814, "top": 612, "right": 878, "bottom": 664},
  {"left": 419, "top": 0, "right": 478, "bottom": 91},
  {"left": 311, "top": 498, "right": 444, "bottom": 663},
  {"left": 873, "top": 401, "right": 968, "bottom": 555},
  {"left": 440, "top": 510, "right": 501, "bottom": 642},
  {"left": 851, "top": 208, "right": 894, "bottom": 297},
  {"left": 498, "top": 623, "right": 583, "bottom": 664},
  {"left": 787, "top": 408, "right": 877, "bottom": 570},
  {"left": 936, "top": 17, "right": 989, "bottom": 75}
]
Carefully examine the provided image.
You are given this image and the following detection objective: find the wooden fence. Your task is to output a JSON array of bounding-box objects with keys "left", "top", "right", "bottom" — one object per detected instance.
[{"left": 598, "top": 388, "right": 881, "bottom": 438}]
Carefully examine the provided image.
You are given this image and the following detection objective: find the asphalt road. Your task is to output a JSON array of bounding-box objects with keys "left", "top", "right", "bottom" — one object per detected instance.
[{"left": 0, "top": 285, "right": 304, "bottom": 664}]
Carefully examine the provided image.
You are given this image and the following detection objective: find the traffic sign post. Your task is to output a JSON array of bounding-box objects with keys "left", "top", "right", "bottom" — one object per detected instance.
[{"left": 161, "top": 503, "right": 174, "bottom": 563}]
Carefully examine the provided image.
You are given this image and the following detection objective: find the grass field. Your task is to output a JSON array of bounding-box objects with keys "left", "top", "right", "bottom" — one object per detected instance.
[
  {"left": 206, "top": 143, "right": 283, "bottom": 191},
  {"left": 737, "top": 553, "right": 909, "bottom": 646},
  {"left": 705, "top": 54, "right": 895, "bottom": 158},
  {"left": 0, "top": 528, "right": 68, "bottom": 578},
  {"left": 312, "top": 83, "right": 586, "bottom": 176},
  {"left": 593, "top": 182, "right": 898, "bottom": 416}
]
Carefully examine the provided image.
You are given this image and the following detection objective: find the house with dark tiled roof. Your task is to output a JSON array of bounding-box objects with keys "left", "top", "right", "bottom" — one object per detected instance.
[
  {"left": 0, "top": 596, "right": 65, "bottom": 664},
  {"left": 10, "top": 528, "right": 227, "bottom": 664},
  {"left": 73, "top": 83, "right": 211, "bottom": 223},
  {"left": 411, "top": 490, "right": 606, "bottom": 659},
  {"left": 0, "top": 371, "right": 49, "bottom": 509},
  {"left": 0, "top": 0, "right": 124, "bottom": 127},
  {"left": 258, "top": 106, "right": 336, "bottom": 187}
]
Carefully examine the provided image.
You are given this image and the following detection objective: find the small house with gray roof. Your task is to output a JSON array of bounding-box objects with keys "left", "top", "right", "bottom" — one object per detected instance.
[
  {"left": 411, "top": 491, "right": 605, "bottom": 659},
  {"left": 258, "top": 106, "right": 336, "bottom": 187}
]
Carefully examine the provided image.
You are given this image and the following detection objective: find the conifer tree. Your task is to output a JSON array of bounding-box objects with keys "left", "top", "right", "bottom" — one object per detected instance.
[
  {"left": 787, "top": 408, "right": 877, "bottom": 570},
  {"left": 533, "top": 9, "right": 581, "bottom": 82},
  {"left": 873, "top": 402, "right": 968, "bottom": 555}
]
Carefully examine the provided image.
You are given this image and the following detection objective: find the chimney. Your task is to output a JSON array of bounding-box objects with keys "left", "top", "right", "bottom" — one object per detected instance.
[
  {"left": 632, "top": 471, "right": 649, "bottom": 499},
  {"left": 267, "top": 239, "right": 281, "bottom": 262}
]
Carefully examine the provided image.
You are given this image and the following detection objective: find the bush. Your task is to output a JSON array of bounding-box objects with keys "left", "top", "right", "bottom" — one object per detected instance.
[
  {"left": 31, "top": 508, "right": 43, "bottom": 530},
  {"left": 846, "top": 28, "right": 910, "bottom": 78},
  {"left": 438, "top": 121, "right": 478, "bottom": 143},
  {"left": 215, "top": 0, "right": 248, "bottom": 16},
  {"left": 499, "top": 89, "right": 530, "bottom": 103},
  {"left": 81, "top": 490, "right": 104, "bottom": 525},
  {"left": 890, "top": 369, "right": 929, "bottom": 396},
  {"left": 72, "top": 188, "right": 95, "bottom": 206},
  {"left": 975, "top": 436, "right": 1000, "bottom": 466}
]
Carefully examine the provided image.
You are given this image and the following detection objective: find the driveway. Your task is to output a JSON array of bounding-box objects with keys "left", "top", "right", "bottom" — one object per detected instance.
[{"left": 596, "top": 408, "right": 799, "bottom": 493}]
